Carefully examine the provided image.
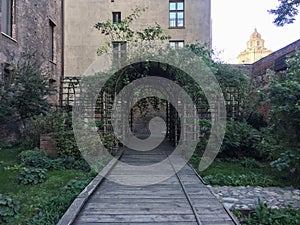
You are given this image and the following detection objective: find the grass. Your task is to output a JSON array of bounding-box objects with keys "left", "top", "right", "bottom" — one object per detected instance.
[
  {"left": 0, "top": 146, "right": 95, "bottom": 224},
  {"left": 189, "top": 155, "right": 300, "bottom": 188}
]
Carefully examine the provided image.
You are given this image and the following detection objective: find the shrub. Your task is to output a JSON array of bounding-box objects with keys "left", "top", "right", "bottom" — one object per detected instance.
[
  {"left": 270, "top": 147, "right": 300, "bottom": 182},
  {"left": 27, "top": 178, "right": 92, "bottom": 225},
  {"left": 100, "top": 133, "right": 118, "bottom": 155},
  {"left": 220, "top": 120, "right": 262, "bottom": 158},
  {"left": 72, "top": 159, "right": 91, "bottom": 172},
  {"left": 240, "top": 157, "right": 261, "bottom": 169},
  {"left": 22, "top": 111, "right": 82, "bottom": 159},
  {"left": 0, "top": 194, "right": 20, "bottom": 223},
  {"left": 17, "top": 168, "right": 47, "bottom": 185},
  {"left": 18, "top": 148, "right": 51, "bottom": 169},
  {"left": 241, "top": 200, "right": 300, "bottom": 225}
]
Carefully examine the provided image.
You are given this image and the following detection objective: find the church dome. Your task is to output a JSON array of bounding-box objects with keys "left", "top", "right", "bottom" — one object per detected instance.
[{"left": 251, "top": 28, "right": 261, "bottom": 39}]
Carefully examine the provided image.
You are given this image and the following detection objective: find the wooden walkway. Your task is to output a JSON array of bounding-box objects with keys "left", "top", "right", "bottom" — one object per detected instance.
[{"left": 58, "top": 142, "right": 238, "bottom": 225}]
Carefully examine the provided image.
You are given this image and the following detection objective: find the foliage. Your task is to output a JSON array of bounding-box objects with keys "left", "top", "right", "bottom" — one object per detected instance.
[
  {"left": 18, "top": 148, "right": 51, "bottom": 169},
  {"left": 219, "top": 120, "right": 262, "bottom": 158},
  {"left": 270, "top": 147, "right": 300, "bottom": 181},
  {"left": 23, "top": 111, "right": 82, "bottom": 159},
  {"left": 18, "top": 148, "right": 91, "bottom": 172},
  {"left": 269, "top": 0, "right": 300, "bottom": 26},
  {"left": 94, "top": 7, "right": 170, "bottom": 55},
  {"left": 240, "top": 157, "right": 261, "bottom": 169},
  {"left": 246, "top": 112, "right": 268, "bottom": 130},
  {"left": 17, "top": 168, "right": 47, "bottom": 185},
  {"left": 100, "top": 133, "right": 118, "bottom": 156},
  {"left": 27, "top": 178, "right": 92, "bottom": 225},
  {"left": 0, "top": 194, "right": 20, "bottom": 223},
  {"left": 0, "top": 54, "right": 52, "bottom": 124},
  {"left": 0, "top": 145, "right": 95, "bottom": 224},
  {"left": 239, "top": 200, "right": 300, "bottom": 225},
  {"left": 269, "top": 52, "right": 300, "bottom": 144},
  {"left": 203, "top": 173, "right": 275, "bottom": 186},
  {"left": 267, "top": 52, "right": 300, "bottom": 180}
]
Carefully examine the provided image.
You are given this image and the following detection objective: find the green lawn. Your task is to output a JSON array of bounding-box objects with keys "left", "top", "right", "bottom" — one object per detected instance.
[
  {"left": 190, "top": 156, "right": 299, "bottom": 188},
  {"left": 0, "top": 147, "right": 95, "bottom": 224}
]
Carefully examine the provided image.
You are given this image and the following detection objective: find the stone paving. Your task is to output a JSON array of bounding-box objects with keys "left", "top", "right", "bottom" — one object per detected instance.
[{"left": 208, "top": 185, "right": 300, "bottom": 210}]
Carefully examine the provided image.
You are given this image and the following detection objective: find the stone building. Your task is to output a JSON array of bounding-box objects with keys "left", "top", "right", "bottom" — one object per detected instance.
[
  {"left": 237, "top": 28, "right": 272, "bottom": 64},
  {"left": 64, "top": 0, "right": 212, "bottom": 76},
  {"left": 0, "top": 0, "right": 63, "bottom": 104}
]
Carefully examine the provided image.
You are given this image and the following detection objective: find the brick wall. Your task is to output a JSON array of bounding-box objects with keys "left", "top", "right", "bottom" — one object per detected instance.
[
  {"left": 251, "top": 39, "right": 300, "bottom": 78},
  {"left": 0, "top": 0, "right": 63, "bottom": 105}
]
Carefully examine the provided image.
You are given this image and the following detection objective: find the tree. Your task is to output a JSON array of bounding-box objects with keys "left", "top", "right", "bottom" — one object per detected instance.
[
  {"left": 269, "top": 0, "right": 300, "bottom": 26},
  {"left": 94, "top": 7, "right": 170, "bottom": 55},
  {"left": 269, "top": 51, "right": 300, "bottom": 143},
  {"left": 0, "top": 54, "right": 52, "bottom": 125}
]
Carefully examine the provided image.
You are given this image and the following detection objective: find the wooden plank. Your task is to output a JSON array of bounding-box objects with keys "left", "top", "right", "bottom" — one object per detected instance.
[
  {"left": 73, "top": 221, "right": 199, "bottom": 225},
  {"left": 66, "top": 144, "right": 238, "bottom": 225},
  {"left": 76, "top": 214, "right": 197, "bottom": 223}
]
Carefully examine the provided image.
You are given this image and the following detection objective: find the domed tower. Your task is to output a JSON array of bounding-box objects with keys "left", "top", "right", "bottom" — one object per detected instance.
[{"left": 237, "top": 28, "right": 272, "bottom": 64}]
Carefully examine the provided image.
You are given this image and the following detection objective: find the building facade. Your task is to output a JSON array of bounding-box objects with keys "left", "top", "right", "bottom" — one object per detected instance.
[
  {"left": 237, "top": 28, "right": 272, "bottom": 64},
  {"left": 0, "top": 0, "right": 63, "bottom": 104},
  {"left": 64, "top": 0, "right": 212, "bottom": 76}
]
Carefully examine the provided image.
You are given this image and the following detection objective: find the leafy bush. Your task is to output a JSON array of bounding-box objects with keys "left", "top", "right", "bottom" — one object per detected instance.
[
  {"left": 203, "top": 173, "right": 275, "bottom": 186},
  {"left": 0, "top": 54, "right": 52, "bottom": 125},
  {"left": 72, "top": 159, "right": 91, "bottom": 172},
  {"left": 246, "top": 112, "right": 268, "bottom": 130},
  {"left": 100, "top": 133, "right": 118, "bottom": 155},
  {"left": 17, "top": 148, "right": 91, "bottom": 172},
  {"left": 18, "top": 148, "right": 51, "bottom": 169},
  {"left": 23, "top": 111, "right": 82, "bottom": 159},
  {"left": 27, "top": 178, "right": 92, "bottom": 225},
  {"left": 269, "top": 52, "right": 300, "bottom": 144},
  {"left": 220, "top": 120, "right": 262, "bottom": 158},
  {"left": 270, "top": 147, "right": 300, "bottom": 182},
  {"left": 240, "top": 158, "right": 261, "bottom": 169},
  {"left": 240, "top": 200, "right": 300, "bottom": 225},
  {"left": 0, "top": 194, "right": 20, "bottom": 223},
  {"left": 17, "top": 168, "right": 47, "bottom": 185}
]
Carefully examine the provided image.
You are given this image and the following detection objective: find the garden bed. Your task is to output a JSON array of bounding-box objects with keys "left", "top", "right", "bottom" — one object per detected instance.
[{"left": 0, "top": 145, "right": 97, "bottom": 224}]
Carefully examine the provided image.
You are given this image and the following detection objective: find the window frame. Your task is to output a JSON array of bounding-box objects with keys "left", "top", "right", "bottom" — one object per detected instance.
[
  {"left": 169, "top": 0, "right": 185, "bottom": 28},
  {"left": 49, "top": 20, "right": 56, "bottom": 63},
  {"left": 1, "top": 0, "right": 16, "bottom": 38},
  {"left": 169, "top": 40, "right": 185, "bottom": 49},
  {"left": 112, "top": 12, "right": 121, "bottom": 23},
  {"left": 112, "top": 41, "right": 127, "bottom": 61}
]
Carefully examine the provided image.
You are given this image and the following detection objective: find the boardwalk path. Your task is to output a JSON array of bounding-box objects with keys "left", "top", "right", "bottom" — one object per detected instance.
[{"left": 59, "top": 142, "right": 238, "bottom": 225}]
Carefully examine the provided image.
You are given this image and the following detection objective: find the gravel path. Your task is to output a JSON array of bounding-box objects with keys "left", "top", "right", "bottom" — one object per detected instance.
[{"left": 208, "top": 185, "right": 300, "bottom": 210}]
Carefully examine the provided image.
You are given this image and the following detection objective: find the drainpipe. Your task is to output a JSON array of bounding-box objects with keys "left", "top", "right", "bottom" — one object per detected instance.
[{"left": 59, "top": 0, "right": 65, "bottom": 107}]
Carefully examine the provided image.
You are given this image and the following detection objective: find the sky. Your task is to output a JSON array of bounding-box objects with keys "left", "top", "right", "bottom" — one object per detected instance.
[{"left": 211, "top": 0, "right": 300, "bottom": 63}]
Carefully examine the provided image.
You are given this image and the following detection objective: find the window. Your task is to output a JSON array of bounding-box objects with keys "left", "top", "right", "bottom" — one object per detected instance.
[
  {"left": 169, "top": 41, "right": 184, "bottom": 48},
  {"left": 112, "top": 12, "right": 121, "bottom": 23},
  {"left": 169, "top": 0, "right": 184, "bottom": 28},
  {"left": 1, "top": 0, "right": 15, "bottom": 37},
  {"left": 257, "top": 41, "right": 260, "bottom": 46},
  {"left": 112, "top": 42, "right": 126, "bottom": 61},
  {"left": 49, "top": 20, "right": 56, "bottom": 62}
]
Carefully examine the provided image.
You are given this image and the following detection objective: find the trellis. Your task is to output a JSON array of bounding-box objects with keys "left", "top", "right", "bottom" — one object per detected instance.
[{"left": 61, "top": 73, "right": 243, "bottom": 146}]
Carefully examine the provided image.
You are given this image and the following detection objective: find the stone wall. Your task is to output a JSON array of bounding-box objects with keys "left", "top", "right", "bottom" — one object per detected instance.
[{"left": 0, "top": 0, "right": 63, "bottom": 105}]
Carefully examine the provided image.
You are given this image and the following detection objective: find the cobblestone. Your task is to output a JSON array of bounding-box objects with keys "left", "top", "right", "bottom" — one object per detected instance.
[{"left": 208, "top": 185, "right": 300, "bottom": 210}]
